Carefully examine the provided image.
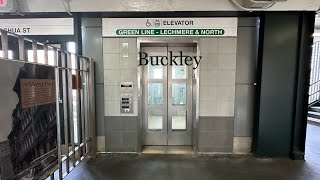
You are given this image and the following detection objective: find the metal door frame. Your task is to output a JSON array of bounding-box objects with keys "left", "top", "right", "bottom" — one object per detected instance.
[
  {"left": 137, "top": 37, "right": 201, "bottom": 153},
  {"left": 142, "top": 46, "right": 168, "bottom": 145},
  {"left": 167, "top": 46, "right": 193, "bottom": 145}
]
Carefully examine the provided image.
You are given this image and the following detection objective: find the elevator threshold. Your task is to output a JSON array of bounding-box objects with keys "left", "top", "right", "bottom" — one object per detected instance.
[{"left": 142, "top": 146, "right": 194, "bottom": 154}]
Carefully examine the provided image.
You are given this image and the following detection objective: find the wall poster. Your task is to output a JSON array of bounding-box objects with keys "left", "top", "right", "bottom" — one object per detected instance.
[{"left": 0, "top": 59, "right": 58, "bottom": 180}]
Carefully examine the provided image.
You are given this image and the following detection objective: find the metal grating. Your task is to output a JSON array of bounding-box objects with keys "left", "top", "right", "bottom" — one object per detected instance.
[
  {"left": 0, "top": 29, "right": 95, "bottom": 180},
  {"left": 309, "top": 39, "right": 320, "bottom": 105}
]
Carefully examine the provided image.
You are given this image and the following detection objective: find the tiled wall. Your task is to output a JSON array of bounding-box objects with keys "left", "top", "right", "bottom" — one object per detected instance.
[
  {"left": 198, "top": 38, "right": 237, "bottom": 152},
  {"left": 104, "top": 116, "right": 138, "bottom": 152},
  {"left": 101, "top": 37, "right": 249, "bottom": 153},
  {"left": 103, "top": 38, "right": 139, "bottom": 152}
]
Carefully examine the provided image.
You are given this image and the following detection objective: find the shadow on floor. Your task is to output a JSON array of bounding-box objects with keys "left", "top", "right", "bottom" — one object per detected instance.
[
  {"left": 305, "top": 124, "right": 320, "bottom": 173},
  {"left": 65, "top": 124, "right": 320, "bottom": 180}
]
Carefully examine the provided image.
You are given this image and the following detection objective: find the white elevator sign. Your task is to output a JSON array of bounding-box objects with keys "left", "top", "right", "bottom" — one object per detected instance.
[
  {"left": 0, "top": 18, "right": 74, "bottom": 35},
  {"left": 103, "top": 18, "right": 238, "bottom": 37}
]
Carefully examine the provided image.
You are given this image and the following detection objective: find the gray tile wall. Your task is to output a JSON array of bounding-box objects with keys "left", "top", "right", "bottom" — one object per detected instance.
[
  {"left": 103, "top": 37, "right": 139, "bottom": 152},
  {"left": 198, "top": 117, "right": 234, "bottom": 152},
  {"left": 105, "top": 116, "right": 139, "bottom": 152},
  {"left": 198, "top": 37, "right": 237, "bottom": 152},
  {"left": 199, "top": 38, "right": 237, "bottom": 117},
  {"left": 101, "top": 35, "right": 245, "bottom": 153},
  {"left": 103, "top": 38, "right": 138, "bottom": 117}
]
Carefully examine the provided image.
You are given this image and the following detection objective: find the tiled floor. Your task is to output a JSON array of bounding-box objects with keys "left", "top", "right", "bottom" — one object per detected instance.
[{"left": 64, "top": 124, "right": 320, "bottom": 180}]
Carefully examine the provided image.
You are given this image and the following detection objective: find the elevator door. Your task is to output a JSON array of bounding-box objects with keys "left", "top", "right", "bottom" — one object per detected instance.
[{"left": 142, "top": 43, "right": 194, "bottom": 146}]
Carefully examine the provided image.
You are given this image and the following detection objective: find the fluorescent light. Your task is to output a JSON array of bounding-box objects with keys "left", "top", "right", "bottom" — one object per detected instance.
[
  {"left": 67, "top": 42, "right": 76, "bottom": 53},
  {"left": 27, "top": 50, "right": 55, "bottom": 65},
  {"left": 0, "top": 50, "right": 14, "bottom": 59},
  {"left": 313, "top": 32, "right": 320, "bottom": 37}
]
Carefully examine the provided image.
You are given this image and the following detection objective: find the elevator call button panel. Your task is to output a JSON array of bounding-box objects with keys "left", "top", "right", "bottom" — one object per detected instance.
[{"left": 120, "top": 82, "right": 134, "bottom": 114}]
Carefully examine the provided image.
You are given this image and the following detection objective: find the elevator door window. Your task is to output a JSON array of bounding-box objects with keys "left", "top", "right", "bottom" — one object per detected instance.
[{"left": 142, "top": 43, "right": 195, "bottom": 146}]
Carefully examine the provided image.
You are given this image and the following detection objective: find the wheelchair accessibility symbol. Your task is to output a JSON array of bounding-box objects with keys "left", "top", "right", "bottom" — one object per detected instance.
[{"left": 146, "top": 20, "right": 152, "bottom": 27}]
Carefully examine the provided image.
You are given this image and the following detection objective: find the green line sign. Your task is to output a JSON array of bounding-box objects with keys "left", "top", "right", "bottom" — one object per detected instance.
[{"left": 116, "top": 29, "right": 225, "bottom": 36}]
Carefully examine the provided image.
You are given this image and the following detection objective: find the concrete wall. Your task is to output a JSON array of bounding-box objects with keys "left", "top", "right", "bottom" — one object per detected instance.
[
  {"left": 15, "top": 0, "right": 319, "bottom": 12},
  {"left": 103, "top": 38, "right": 139, "bottom": 152}
]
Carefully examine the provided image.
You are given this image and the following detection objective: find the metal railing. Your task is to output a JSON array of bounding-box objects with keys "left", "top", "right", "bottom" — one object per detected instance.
[
  {"left": 309, "top": 40, "right": 320, "bottom": 105},
  {"left": 0, "top": 29, "right": 95, "bottom": 180}
]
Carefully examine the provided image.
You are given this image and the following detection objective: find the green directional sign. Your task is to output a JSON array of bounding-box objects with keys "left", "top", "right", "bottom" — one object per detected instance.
[{"left": 116, "top": 29, "right": 225, "bottom": 36}]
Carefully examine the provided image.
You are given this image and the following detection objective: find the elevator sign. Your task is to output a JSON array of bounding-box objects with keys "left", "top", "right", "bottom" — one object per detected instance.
[
  {"left": 116, "top": 29, "right": 225, "bottom": 36},
  {"left": 103, "top": 18, "right": 237, "bottom": 37}
]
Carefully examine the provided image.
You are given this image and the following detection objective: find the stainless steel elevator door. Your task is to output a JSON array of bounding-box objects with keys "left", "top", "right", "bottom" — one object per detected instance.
[{"left": 142, "top": 43, "right": 195, "bottom": 146}]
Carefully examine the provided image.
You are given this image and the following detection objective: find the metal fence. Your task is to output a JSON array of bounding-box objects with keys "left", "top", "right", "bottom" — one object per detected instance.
[
  {"left": 309, "top": 40, "right": 320, "bottom": 105},
  {"left": 0, "top": 29, "right": 95, "bottom": 180}
]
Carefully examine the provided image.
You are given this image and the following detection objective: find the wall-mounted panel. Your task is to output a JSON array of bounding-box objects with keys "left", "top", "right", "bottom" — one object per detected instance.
[
  {"left": 234, "top": 17, "right": 259, "bottom": 137},
  {"left": 254, "top": 13, "right": 300, "bottom": 157}
]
